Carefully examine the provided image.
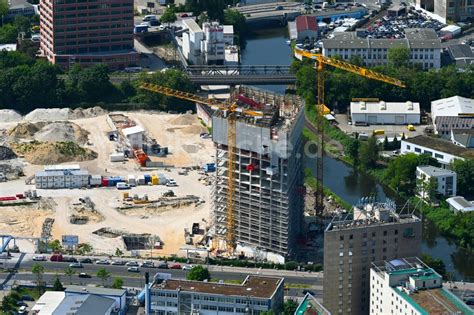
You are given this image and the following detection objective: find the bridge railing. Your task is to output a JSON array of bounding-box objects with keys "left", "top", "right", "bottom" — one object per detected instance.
[{"left": 185, "top": 65, "right": 292, "bottom": 76}]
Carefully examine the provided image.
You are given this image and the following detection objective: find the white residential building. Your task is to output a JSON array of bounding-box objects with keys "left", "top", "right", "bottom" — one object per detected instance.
[
  {"left": 431, "top": 95, "right": 474, "bottom": 138},
  {"left": 223, "top": 25, "right": 234, "bottom": 45},
  {"left": 182, "top": 18, "right": 204, "bottom": 65},
  {"left": 322, "top": 28, "right": 442, "bottom": 69},
  {"left": 350, "top": 100, "right": 420, "bottom": 125},
  {"left": 149, "top": 276, "right": 284, "bottom": 314},
  {"left": 202, "top": 22, "right": 225, "bottom": 64},
  {"left": 370, "top": 257, "right": 472, "bottom": 315},
  {"left": 401, "top": 135, "right": 472, "bottom": 167},
  {"left": 416, "top": 165, "right": 457, "bottom": 198}
]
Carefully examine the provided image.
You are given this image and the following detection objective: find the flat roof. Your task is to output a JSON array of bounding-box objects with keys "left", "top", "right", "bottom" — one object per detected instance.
[
  {"left": 182, "top": 18, "right": 202, "bottom": 34},
  {"left": 31, "top": 291, "right": 65, "bottom": 314},
  {"left": 65, "top": 285, "right": 126, "bottom": 297},
  {"left": 416, "top": 165, "right": 455, "bottom": 177},
  {"left": 153, "top": 276, "right": 283, "bottom": 299},
  {"left": 223, "top": 25, "right": 233, "bottom": 34},
  {"left": 403, "top": 135, "right": 474, "bottom": 158},
  {"left": 446, "top": 196, "right": 474, "bottom": 211},
  {"left": 351, "top": 101, "right": 420, "bottom": 115},
  {"left": 403, "top": 288, "right": 473, "bottom": 315},
  {"left": 122, "top": 125, "right": 144, "bottom": 136}
]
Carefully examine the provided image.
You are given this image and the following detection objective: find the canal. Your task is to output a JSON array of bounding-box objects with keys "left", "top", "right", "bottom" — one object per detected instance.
[{"left": 240, "top": 27, "right": 473, "bottom": 281}]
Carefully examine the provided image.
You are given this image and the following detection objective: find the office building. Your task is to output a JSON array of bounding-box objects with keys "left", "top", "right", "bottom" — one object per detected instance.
[
  {"left": 323, "top": 200, "right": 422, "bottom": 315},
  {"left": 322, "top": 28, "right": 442, "bottom": 69},
  {"left": 149, "top": 276, "right": 285, "bottom": 314},
  {"left": 39, "top": 0, "right": 139, "bottom": 70},
  {"left": 370, "top": 257, "right": 473, "bottom": 315},
  {"left": 416, "top": 165, "right": 457, "bottom": 198},
  {"left": 213, "top": 86, "right": 305, "bottom": 260},
  {"left": 401, "top": 135, "right": 473, "bottom": 166},
  {"left": 414, "top": 0, "right": 474, "bottom": 23},
  {"left": 431, "top": 96, "right": 474, "bottom": 138},
  {"left": 350, "top": 100, "right": 420, "bottom": 125}
]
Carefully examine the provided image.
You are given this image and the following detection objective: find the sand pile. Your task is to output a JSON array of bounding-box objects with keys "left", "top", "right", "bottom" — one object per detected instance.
[
  {"left": 182, "top": 124, "right": 208, "bottom": 134},
  {"left": 24, "top": 107, "right": 107, "bottom": 121},
  {"left": 7, "top": 122, "right": 44, "bottom": 139},
  {"left": 34, "top": 121, "right": 89, "bottom": 144},
  {"left": 11, "top": 141, "right": 97, "bottom": 164},
  {"left": 0, "top": 146, "right": 17, "bottom": 160},
  {"left": 170, "top": 114, "right": 197, "bottom": 125},
  {"left": 0, "top": 110, "right": 22, "bottom": 122}
]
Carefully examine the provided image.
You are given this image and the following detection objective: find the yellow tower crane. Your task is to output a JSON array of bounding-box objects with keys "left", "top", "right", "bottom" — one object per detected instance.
[
  {"left": 294, "top": 48, "right": 406, "bottom": 215},
  {"left": 139, "top": 83, "right": 263, "bottom": 254}
]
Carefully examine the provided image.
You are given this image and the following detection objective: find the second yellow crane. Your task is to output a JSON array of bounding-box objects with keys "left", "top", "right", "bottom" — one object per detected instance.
[{"left": 294, "top": 48, "right": 406, "bottom": 215}]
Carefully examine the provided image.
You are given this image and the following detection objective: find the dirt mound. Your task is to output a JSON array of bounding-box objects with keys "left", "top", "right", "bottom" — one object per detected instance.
[
  {"left": 0, "top": 110, "right": 22, "bottom": 122},
  {"left": 24, "top": 107, "right": 107, "bottom": 121},
  {"left": 0, "top": 146, "right": 17, "bottom": 160},
  {"left": 34, "top": 121, "right": 89, "bottom": 144},
  {"left": 170, "top": 114, "right": 197, "bottom": 126},
  {"left": 11, "top": 141, "right": 97, "bottom": 165},
  {"left": 7, "top": 122, "right": 44, "bottom": 139},
  {"left": 182, "top": 124, "right": 208, "bottom": 134}
]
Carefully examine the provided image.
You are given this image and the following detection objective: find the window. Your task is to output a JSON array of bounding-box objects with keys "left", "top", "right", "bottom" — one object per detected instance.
[
  {"left": 435, "top": 153, "right": 444, "bottom": 159},
  {"left": 415, "top": 148, "right": 422, "bottom": 153},
  {"left": 340, "top": 236, "right": 344, "bottom": 241}
]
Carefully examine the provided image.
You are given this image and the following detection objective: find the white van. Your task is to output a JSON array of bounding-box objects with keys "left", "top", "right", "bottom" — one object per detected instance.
[{"left": 143, "top": 15, "right": 157, "bottom": 22}]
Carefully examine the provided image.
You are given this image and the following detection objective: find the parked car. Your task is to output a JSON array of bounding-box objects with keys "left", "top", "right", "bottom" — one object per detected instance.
[
  {"left": 111, "top": 260, "right": 126, "bottom": 266},
  {"left": 149, "top": 20, "right": 160, "bottom": 27},
  {"left": 125, "top": 261, "right": 139, "bottom": 267},
  {"left": 166, "top": 179, "right": 177, "bottom": 187},
  {"left": 79, "top": 258, "right": 93, "bottom": 264},
  {"left": 157, "top": 262, "right": 169, "bottom": 269},
  {"left": 18, "top": 306, "right": 27, "bottom": 314},
  {"left": 143, "top": 14, "right": 156, "bottom": 21},
  {"left": 50, "top": 254, "right": 63, "bottom": 262},
  {"left": 69, "top": 262, "right": 83, "bottom": 268},
  {"left": 182, "top": 265, "right": 193, "bottom": 271},
  {"left": 170, "top": 263, "right": 181, "bottom": 269},
  {"left": 63, "top": 257, "right": 78, "bottom": 263},
  {"left": 33, "top": 255, "right": 46, "bottom": 261},
  {"left": 95, "top": 259, "right": 110, "bottom": 265},
  {"left": 141, "top": 261, "right": 155, "bottom": 268},
  {"left": 127, "top": 266, "right": 140, "bottom": 272},
  {"left": 78, "top": 272, "right": 91, "bottom": 278},
  {"left": 21, "top": 295, "right": 34, "bottom": 301}
]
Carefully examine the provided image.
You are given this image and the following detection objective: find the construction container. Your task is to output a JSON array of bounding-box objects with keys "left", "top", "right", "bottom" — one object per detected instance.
[
  {"left": 0, "top": 196, "right": 16, "bottom": 201},
  {"left": 128, "top": 174, "right": 136, "bottom": 187},
  {"left": 110, "top": 153, "right": 125, "bottom": 162},
  {"left": 90, "top": 175, "right": 102, "bottom": 186},
  {"left": 158, "top": 173, "right": 168, "bottom": 185},
  {"left": 137, "top": 175, "right": 146, "bottom": 186},
  {"left": 101, "top": 177, "right": 109, "bottom": 187},
  {"left": 123, "top": 192, "right": 129, "bottom": 200},
  {"left": 144, "top": 174, "right": 151, "bottom": 184},
  {"left": 151, "top": 175, "right": 158, "bottom": 185}
]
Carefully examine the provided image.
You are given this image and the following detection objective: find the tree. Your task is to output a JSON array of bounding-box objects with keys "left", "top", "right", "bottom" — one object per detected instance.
[
  {"left": 13, "top": 16, "right": 31, "bottom": 34},
  {"left": 52, "top": 276, "right": 64, "bottom": 291},
  {"left": 0, "top": 0, "right": 8, "bottom": 25},
  {"left": 32, "top": 263, "right": 45, "bottom": 293},
  {"left": 345, "top": 139, "right": 360, "bottom": 164},
  {"left": 388, "top": 46, "right": 411, "bottom": 68},
  {"left": 417, "top": 176, "right": 437, "bottom": 204},
  {"left": 391, "top": 135, "right": 400, "bottom": 150},
  {"left": 382, "top": 136, "right": 389, "bottom": 150},
  {"left": 359, "top": 136, "right": 379, "bottom": 169},
  {"left": 451, "top": 159, "right": 474, "bottom": 197},
  {"left": 0, "top": 24, "right": 18, "bottom": 44},
  {"left": 67, "top": 64, "right": 114, "bottom": 102},
  {"left": 115, "top": 248, "right": 124, "bottom": 257},
  {"left": 161, "top": 6, "right": 177, "bottom": 26},
  {"left": 64, "top": 266, "right": 76, "bottom": 284},
  {"left": 96, "top": 268, "right": 111, "bottom": 287},
  {"left": 283, "top": 299, "right": 299, "bottom": 315},
  {"left": 260, "top": 311, "right": 275, "bottom": 315},
  {"left": 224, "top": 9, "right": 247, "bottom": 47},
  {"left": 111, "top": 277, "right": 124, "bottom": 289},
  {"left": 421, "top": 254, "right": 446, "bottom": 277},
  {"left": 77, "top": 243, "right": 93, "bottom": 255},
  {"left": 186, "top": 265, "right": 210, "bottom": 281},
  {"left": 48, "top": 239, "right": 62, "bottom": 252}
]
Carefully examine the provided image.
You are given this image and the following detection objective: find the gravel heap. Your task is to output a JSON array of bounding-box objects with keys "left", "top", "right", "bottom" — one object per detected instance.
[
  {"left": 0, "top": 110, "right": 22, "bottom": 123},
  {"left": 170, "top": 114, "right": 196, "bottom": 125},
  {"left": 34, "top": 121, "right": 90, "bottom": 144},
  {"left": 24, "top": 107, "right": 107, "bottom": 121}
]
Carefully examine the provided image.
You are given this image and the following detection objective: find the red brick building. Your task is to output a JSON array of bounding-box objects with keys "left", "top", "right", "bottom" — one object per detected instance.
[{"left": 40, "top": 0, "right": 139, "bottom": 70}]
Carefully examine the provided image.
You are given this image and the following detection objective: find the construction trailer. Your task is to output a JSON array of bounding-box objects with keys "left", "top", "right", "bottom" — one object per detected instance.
[
  {"left": 212, "top": 86, "right": 305, "bottom": 259},
  {"left": 35, "top": 169, "right": 90, "bottom": 189}
]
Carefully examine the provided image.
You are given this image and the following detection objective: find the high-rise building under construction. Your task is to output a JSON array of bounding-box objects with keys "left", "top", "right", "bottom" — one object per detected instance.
[{"left": 212, "top": 86, "right": 305, "bottom": 259}]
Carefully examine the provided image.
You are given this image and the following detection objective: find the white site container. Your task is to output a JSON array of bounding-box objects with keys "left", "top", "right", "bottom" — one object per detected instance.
[
  {"left": 128, "top": 174, "right": 136, "bottom": 186},
  {"left": 110, "top": 153, "right": 125, "bottom": 162},
  {"left": 90, "top": 175, "right": 102, "bottom": 186},
  {"left": 137, "top": 175, "right": 146, "bottom": 186}
]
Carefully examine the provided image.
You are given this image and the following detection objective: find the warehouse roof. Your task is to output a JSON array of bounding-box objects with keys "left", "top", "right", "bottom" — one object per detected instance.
[
  {"left": 350, "top": 101, "right": 420, "bottom": 115},
  {"left": 431, "top": 96, "right": 474, "bottom": 120},
  {"left": 403, "top": 135, "right": 474, "bottom": 158},
  {"left": 66, "top": 285, "right": 126, "bottom": 297},
  {"left": 153, "top": 276, "right": 283, "bottom": 299}
]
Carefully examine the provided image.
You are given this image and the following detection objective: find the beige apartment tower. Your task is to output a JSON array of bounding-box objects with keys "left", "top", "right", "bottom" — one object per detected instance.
[{"left": 323, "top": 201, "right": 422, "bottom": 315}]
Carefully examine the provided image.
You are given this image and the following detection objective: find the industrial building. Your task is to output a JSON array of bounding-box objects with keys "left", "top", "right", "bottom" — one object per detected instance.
[
  {"left": 416, "top": 165, "right": 457, "bottom": 198},
  {"left": 323, "top": 200, "right": 422, "bottom": 315},
  {"left": 414, "top": 0, "right": 474, "bottom": 23},
  {"left": 451, "top": 129, "right": 474, "bottom": 148},
  {"left": 65, "top": 285, "right": 127, "bottom": 314},
  {"left": 401, "top": 135, "right": 473, "bottom": 166},
  {"left": 182, "top": 19, "right": 234, "bottom": 65},
  {"left": 370, "top": 257, "right": 473, "bottom": 315},
  {"left": 149, "top": 276, "right": 285, "bottom": 314},
  {"left": 431, "top": 95, "right": 474, "bottom": 138},
  {"left": 212, "top": 86, "right": 305, "bottom": 260},
  {"left": 39, "top": 0, "right": 139, "bottom": 69},
  {"left": 322, "top": 28, "right": 442, "bottom": 69},
  {"left": 350, "top": 100, "right": 420, "bottom": 125},
  {"left": 295, "top": 15, "right": 318, "bottom": 41},
  {"left": 122, "top": 125, "right": 144, "bottom": 150}
]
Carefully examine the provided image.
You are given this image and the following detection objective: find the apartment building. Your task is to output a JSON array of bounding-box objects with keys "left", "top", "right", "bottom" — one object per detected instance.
[
  {"left": 149, "top": 276, "right": 284, "bottom": 314},
  {"left": 323, "top": 200, "right": 422, "bottom": 315},
  {"left": 370, "top": 257, "right": 473, "bottom": 315},
  {"left": 414, "top": 0, "right": 474, "bottom": 22},
  {"left": 416, "top": 165, "right": 457, "bottom": 198},
  {"left": 39, "top": 0, "right": 139, "bottom": 69},
  {"left": 213, "top": 86, "right": 305, "bottom": 260},
  {"left": 322, "top": 28, "right": 442, "bottom": 69}
]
